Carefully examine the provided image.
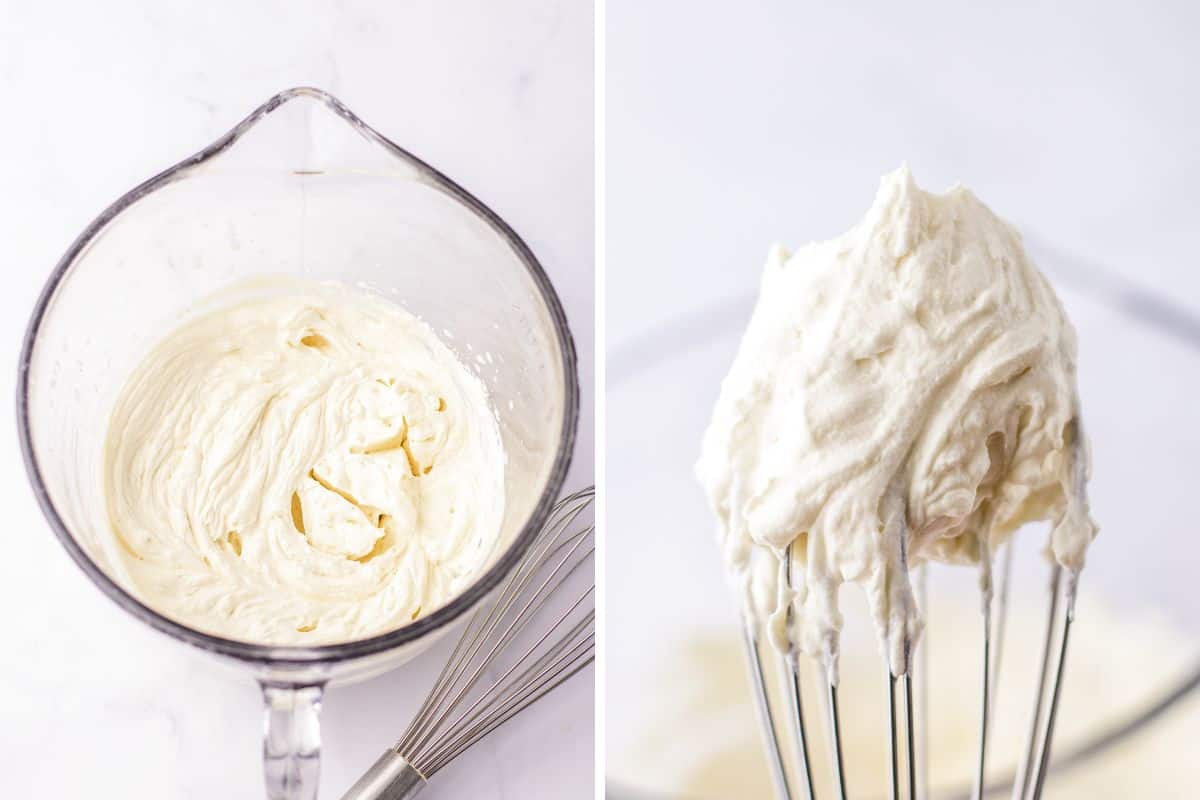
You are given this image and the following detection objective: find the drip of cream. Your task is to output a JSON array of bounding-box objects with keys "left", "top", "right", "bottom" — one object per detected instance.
[
  {"left": 696, "top": 166, "right": 1098, "bottom": 676},
  {"left": 104, "top": 281, "right": 505, "bottom": 645}
]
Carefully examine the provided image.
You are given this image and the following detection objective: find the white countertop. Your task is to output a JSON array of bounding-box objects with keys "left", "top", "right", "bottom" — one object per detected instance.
[{"left": 0, "top": 1, "right": 593, "bottom": 798}]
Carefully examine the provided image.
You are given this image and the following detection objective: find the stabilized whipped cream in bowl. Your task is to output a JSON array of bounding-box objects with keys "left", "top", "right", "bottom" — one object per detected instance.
[{"left": 104, "top": 280, "right": 505, "bottom": 645}]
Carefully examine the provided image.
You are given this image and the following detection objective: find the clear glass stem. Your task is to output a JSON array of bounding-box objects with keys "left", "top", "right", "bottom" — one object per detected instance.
[{"left": 262, "top": 682, "right": 324, "bottom": 800}]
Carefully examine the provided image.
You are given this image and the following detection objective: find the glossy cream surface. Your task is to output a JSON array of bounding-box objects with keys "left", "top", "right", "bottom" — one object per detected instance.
[
  {"left": 104, "top": 281, "right": 505, "bottom": 644},
  {"left": 697, "top": 167, "right": 1097, "bottom": 673}
]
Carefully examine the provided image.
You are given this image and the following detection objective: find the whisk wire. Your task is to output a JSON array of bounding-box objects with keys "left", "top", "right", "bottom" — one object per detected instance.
[
  {"left": 894, "top": 510, "right": 917, "bottom": 800},
  {"left": 1028, "top": 574, "right": 1077, "bottom": 800},
  {"left": 888, "top": 673, "right": 901, "bottom": 800},
  {"left": 477, "top": 608, "right": 595, "bottom": 712},
  {"left": 422, "top": 614, "right": 595, "bottom": 772},
  {"left": 784, "top": 544, "right": 817, "bottom": 800},
  {"left": 745, "top": 628, "right": 795, "bottom": 800},
  {"left": 744, "top": 541, "right": 1085, "bottom": 800},
  {"left": 423, "top": 638, "right": 595, "bottom": 775},
  {"left": 785, "top": 665, "right": 816, "bottom": 800},
  {"left": 826, "top": 676, "right": 848, "bottom": 800},
  {"left": 974, "top": 600, "right": 993, "bottom": 800},
  {"left": 915, "top": 565, "right": 930, "bottom": 800},
  {"left": 902, "top": 672, "right": 916, "bottom": 800},
  {"left": 397, "top": 496, "right": 589, "bottom": 756},
  {"left": 1011, "top": 565, "right": 1062, "bottom": 800},
  {"left": 991, "top": 542, "right": 1015, "bottom": 707},
  {"left": 389, "top": 487, "right": 594, "bottom": 783},
  {"left": 400, "top": 501, "right": 592, "bottom": 760},
  {"left": 882, "top": 669, "right": 918, "bottom": 800},
  {"left": 430, "top": 589, "right": 593, "bottom": 751}
]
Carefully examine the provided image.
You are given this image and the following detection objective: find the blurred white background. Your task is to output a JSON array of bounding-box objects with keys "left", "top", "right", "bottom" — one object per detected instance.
[
  {"left": 606, "top": 1, "right": 1200, "bottom": 797},
  {"left": 608, "top": 0, "right": 1200, "bottom": 348},
  {"left": 0, "top": 1, "right": 592, "bottom": 798}
]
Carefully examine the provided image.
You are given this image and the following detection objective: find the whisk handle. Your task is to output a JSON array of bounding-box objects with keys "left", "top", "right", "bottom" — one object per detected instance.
[{"left": 339, "top": 750, "right": 427, "bottom": 800}]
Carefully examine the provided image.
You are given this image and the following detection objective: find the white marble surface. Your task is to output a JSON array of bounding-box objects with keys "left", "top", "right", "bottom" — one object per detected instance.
[{"left": 0, "top": 1, "right": 593, "bottom": 798}]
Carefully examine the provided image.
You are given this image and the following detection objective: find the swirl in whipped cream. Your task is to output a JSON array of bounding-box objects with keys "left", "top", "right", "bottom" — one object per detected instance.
[{"left": 105, "top": 281, "right": 505, "bottom": 645}]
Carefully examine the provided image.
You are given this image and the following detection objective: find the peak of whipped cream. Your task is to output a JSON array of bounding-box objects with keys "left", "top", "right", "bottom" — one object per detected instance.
[{"left": 696, "top": 166, "right": 1098, "bottom": 676}]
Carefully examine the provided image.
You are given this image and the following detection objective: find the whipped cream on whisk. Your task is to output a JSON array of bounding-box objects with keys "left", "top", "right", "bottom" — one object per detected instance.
[
  {"left": 105, "top": 281, "right": 505, "bottom": 645},
  {"left": 696, "top": 166, "right": 1097, "bottom": 676}
]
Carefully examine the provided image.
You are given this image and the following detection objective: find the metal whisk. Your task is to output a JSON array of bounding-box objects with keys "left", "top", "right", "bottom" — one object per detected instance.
[
  {"left": 340, "top": 486, "right": 595, "bottom": 800},
  {"left": 742, "top": 466, "right": 1084, "bottom": 800}
]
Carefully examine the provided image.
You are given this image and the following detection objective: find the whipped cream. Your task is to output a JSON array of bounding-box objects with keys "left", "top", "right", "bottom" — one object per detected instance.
[
  {"left": 696, "top": 167, "right": 1098, "bottom": 675},
  {"left": 104, "top": 281, "right": 505, "bottom": 645}
]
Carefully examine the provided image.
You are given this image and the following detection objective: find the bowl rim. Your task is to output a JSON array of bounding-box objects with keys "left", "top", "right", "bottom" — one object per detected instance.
[{"left": 15, "top": 86, "right": 581, "bottom": 667}]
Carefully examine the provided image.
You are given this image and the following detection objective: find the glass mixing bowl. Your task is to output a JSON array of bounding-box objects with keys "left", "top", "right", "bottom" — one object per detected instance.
[
  {"left": 605, "top": 236, "right": 1200, "bottom": 799},
  {"left": 17, "top": 88, "right": 579, "bottom": 800}
]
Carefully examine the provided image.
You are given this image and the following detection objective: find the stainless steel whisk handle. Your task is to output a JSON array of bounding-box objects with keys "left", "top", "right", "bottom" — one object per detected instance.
[{"left": 339, "top": 750, "right": 427, "bottom": 800}]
